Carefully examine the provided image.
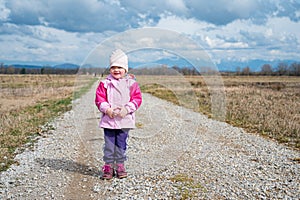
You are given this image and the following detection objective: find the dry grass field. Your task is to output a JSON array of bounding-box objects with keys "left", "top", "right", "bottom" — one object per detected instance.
[
  {"left": 138, "top": 75, "right": 300, "bottom": 150},
  {"left": 1, "top": 74, "right": 299, "bottom": 171},
  {"left": 0, "top": 74, "right": 97, "bottom": 171},
  {"left": 0, "top": 75, "right": 75, "bottom": 111}
]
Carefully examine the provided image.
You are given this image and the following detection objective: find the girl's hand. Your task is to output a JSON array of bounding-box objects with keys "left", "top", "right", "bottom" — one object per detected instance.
[
  {"left": 118, "top": 107, "right": 128, "bottom": 118},
  {"left": 106, "top": 108, "right": 114, "bottom": 118}
]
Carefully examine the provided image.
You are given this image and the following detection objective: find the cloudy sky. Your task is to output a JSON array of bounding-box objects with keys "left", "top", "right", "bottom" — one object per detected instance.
[{"left": 0, "top": 0, "right": 299, "bottom": 69}]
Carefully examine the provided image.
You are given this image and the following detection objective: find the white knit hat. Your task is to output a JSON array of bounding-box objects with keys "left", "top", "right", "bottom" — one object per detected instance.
[{"left": 109, "top": 49, "right": 128, "bottom": 72}]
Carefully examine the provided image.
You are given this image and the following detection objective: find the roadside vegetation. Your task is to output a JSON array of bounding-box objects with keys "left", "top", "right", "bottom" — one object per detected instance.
[{"left": 0, "top": 75, "right": 97, "bottom": 171}]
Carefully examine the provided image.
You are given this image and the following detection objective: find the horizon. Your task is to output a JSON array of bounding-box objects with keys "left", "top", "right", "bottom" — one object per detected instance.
[{"left": 2, "top": 59, "right": 299, "bottom": 73}]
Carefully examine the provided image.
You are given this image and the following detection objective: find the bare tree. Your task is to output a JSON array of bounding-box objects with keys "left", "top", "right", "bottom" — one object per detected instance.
[
  {"left": 261, "top": 64, "right": 273, "bottom": 75},
  {"left": 6, "top": 66, "right": 15, "bottom": 74},
  {"left": 276, "top": 62, "right": 288, "bottom": 76},
  {"left": 241, "top": 66, "right": 251, "bottom": 75},
  {"left": 289, "top": 62, "right": 300, "bottom": 76},
  {"left": 0, "top": 63, "right": 5, "bottom": 74}
]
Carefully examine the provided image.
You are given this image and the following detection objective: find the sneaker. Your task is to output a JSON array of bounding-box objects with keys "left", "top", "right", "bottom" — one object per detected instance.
[
  {"left": 116, "top": 163, "right": 127, "bottom": 179},
  {"left": 101, "top": 163, "right": 114, "bottom": 180}
]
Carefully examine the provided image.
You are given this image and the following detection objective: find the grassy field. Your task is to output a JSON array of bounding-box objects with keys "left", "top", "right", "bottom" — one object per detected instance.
[
  {"left": 138, "top": 75, "right": 300, "bottom": 150},
  {"left": 0, "top": 74, "right": 97, "bottom": 171}
]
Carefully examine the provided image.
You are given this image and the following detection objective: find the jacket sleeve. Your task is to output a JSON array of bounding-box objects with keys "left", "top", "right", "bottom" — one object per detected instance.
[
  {"left": 125, "top": 82, "right": 142, "bottom": 113},
  {"left": 95, "top": 81, "right": 110, "bottom": 113}
]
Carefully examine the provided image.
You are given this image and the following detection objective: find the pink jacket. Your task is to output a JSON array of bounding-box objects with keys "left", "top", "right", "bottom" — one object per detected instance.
[{"left": 95, "top": 74, "right": 142, "bottom": 129}]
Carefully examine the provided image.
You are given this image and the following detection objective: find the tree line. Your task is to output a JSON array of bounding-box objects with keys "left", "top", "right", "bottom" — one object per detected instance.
[
  {"left": 0, "top": 63, "right": 106, "bottom": 75},
  {"left": 0, "top": 64, "right": 79, "bottom": 74},
  {"left": 1, "top": 61, "right": 299, "bottom": 76},
  {"left": 235, "top": 62, "right": 300, "bottom": 76},
  {"left": 130, "top": 62, "right": 300, "bottom": 76}
]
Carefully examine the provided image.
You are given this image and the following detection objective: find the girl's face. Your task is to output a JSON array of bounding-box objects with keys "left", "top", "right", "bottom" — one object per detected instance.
[{"left": 110, "top": 66, "right": 126, "bottom": 79}]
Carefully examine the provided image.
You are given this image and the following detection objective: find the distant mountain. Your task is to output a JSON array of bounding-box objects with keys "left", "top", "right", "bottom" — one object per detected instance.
[
  {"left": 130, "top": 57, "right": 193, "bottom": 69},
  {"left": 53, "top": 63, "right": 79, "bottom": 69}
]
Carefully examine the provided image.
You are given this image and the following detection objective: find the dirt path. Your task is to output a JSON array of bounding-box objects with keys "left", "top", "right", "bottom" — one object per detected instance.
[{"left": 0, "top": 81, "right": 299, "bottom": 199}]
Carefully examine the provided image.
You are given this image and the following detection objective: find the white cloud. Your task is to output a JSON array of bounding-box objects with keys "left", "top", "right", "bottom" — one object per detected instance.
[
  {"left": 0, "top": 23, "right": 108, "bottom": 64},
  {"left": 205, "top": 36, "right": 248, "bottom": 49},
  {"left": 5, "top": 0, "right": 132, "bottom": 32},
  {"left": 266, "top": 16, "right": 300, "bottom": 40},
  {"left": 224, "top": 0, "right": 258, "bottom": 17},
  {"left": 155, "top": 12, "right": 300, "bottom": 63},
  {"left": 128, "top": 49, "right": 175, "bottom": 63},
  {"left": 296, "top": 10, "right": 300, "bottom": 18},
  {"left": 165, "top": 0, "right": 188, "bottom": 14},
  {"left": 82, "top": 28, "right": 214, "bottom": 69},
  {"left": 0, "top": 0, "right": 10, "bottom": 21},
  {"left": 156, "top": 15, "right": 215, "bottom": 35}
]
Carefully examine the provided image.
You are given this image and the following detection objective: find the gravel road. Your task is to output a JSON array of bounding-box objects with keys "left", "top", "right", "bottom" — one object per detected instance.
[{"left": 0, "top": 81, "right": 299, "bottom": 199}]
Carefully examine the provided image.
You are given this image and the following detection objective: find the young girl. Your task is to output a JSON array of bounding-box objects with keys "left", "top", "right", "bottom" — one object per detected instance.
[{"left": 95, "top": 49, "right": 142, "bottom": 179}]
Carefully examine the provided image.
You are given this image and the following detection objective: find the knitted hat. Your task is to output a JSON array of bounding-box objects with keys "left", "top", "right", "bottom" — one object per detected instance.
[{"left": 109, "top": 49, "right": 128, "bottom": 72}]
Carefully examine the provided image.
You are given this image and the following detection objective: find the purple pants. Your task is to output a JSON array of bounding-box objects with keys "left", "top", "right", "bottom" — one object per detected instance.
[{"left": 103, "top": 128, "right": 129, "bottom": 164}]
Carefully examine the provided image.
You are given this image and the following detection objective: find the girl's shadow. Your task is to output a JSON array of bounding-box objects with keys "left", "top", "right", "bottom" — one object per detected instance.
[{"left": 36, "top": 158, "right": 100, "bottom": 177}]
